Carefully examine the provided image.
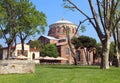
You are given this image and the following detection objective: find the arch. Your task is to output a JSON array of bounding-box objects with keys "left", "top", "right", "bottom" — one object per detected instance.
[
  {"left": 76, "top": 51, "right": 81, "bottom": 61},
  {"left": 32, "top": 53, "right": 35, "bottom": 59},
  {"left": 65, "top": 48, "right": 69, "bottom": 55}
]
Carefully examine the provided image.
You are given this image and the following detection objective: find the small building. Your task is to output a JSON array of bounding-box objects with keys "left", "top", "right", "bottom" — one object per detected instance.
[{"left": 0, "top": 43, "right": 40, "bottom": 64}]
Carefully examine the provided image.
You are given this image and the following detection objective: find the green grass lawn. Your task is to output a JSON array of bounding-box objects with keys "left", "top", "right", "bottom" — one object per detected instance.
[{"left": 0, "top": 65, "right": 120, "bottom": 83}]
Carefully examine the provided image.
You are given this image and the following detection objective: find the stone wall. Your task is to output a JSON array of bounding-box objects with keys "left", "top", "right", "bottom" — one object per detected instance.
[{"left": 0, "top": 60, "right": 35, "bottom": 74}]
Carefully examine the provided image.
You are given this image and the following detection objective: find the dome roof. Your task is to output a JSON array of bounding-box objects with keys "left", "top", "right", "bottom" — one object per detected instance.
[{"left": 55, "top": 18, "right": 73, "bottom": 24}]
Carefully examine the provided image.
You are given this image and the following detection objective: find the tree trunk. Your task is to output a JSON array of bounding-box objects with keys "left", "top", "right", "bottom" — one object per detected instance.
[
  {"left": 68, "top": 43, "right": 78, "bottom": 65},
  {"left": 21, "top": 39, "right": 25, "bottom": 55},
  {"left": 113, "top": 28, "right": 120, "bottom": 67},
  {"left": 114, "top": 45, "right": 120, "bottom": 67},
  {"left": 6, "top": 44, "right": 11, "bottom": 59},
  {"left": 100, "top": 37, "right": 111, "bottom": 69},
  {"left": 64, "top": 25, "right": 78, "bottom": 65},
  {"left": 73, "top": 57, "right": 77, "bottom": 65},
  {"left": 117, "top": 54, "right": 120, "bottom": 67}
]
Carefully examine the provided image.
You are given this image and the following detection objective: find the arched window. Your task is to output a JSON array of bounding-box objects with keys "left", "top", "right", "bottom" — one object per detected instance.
[
  {"left": 65, "top": 48, "right": 69, "bottom": 55},
  {"left": 32, "top": 53, "right": 35, "bottom": 59}
]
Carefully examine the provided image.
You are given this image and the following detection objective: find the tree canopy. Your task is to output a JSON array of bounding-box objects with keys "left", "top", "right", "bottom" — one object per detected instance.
[
  {"left": 42, "top": 44, "right": 59, "bottom": 58},
  {"left": 29, "top": 40, "right": 43, "bottom": 51},
  {"left": 72, "top": 35, "right": 97, "bottom": 49},
  {"left": 17, "top": 0, "right": 47, "bottom": 42},
  {"left": 15, "top": 0, "right": 47, "bottom": 55}
]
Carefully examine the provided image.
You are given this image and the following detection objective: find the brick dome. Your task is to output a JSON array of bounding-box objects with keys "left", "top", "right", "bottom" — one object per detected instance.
[{"left": 48, "top": 19, "right": 78, "bottom": 39}]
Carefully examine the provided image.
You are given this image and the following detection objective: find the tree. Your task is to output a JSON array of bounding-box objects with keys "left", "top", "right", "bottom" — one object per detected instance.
[
  {"left": 113, "top": 28, "right": 120, "bottom": 67},
  {"left": 63, "top": 21, "right": 93, "bottom": 65},
  {"left": 72, "top": 35, "right": 97, "bottom": 65},
  {"left": 73, "top": 36, "right": 96, "bottom": 48},
  {"left": 42, "top": 44, "right": 59, "bottom": 58},
  {"left": 0, "top": 0, "right": 19, "bottom": 59},
  {"left": 63, "top": 25, "right": 78, "bottom": 65},
  {"left": 112, "top": 4, "right": 120, "bottom": 67},
  {"left": 16, "top": 0, "right": 47, "bottom": 55},
  {"left": 64, "top": 0, "right": 120, "bottom": 69},
  {"left": 29, "top": 40, "right": 43, "bottom": 51}
]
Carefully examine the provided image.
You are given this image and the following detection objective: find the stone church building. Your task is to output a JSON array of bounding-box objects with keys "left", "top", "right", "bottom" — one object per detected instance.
[{"left": 39, "top": 19, "right": 95, "bottom": 65}]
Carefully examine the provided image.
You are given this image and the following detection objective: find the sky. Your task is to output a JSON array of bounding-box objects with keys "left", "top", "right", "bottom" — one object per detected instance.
[
  {"left": 30, "top": 0, "right": 100, "bottom": 41},
  {"left": 0, "top": 0, "right": 100, "bottom": 47}
]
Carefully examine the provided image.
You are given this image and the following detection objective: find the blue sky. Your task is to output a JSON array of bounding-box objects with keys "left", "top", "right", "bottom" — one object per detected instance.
[
  {"left": 0, "top": 0, "right": 100, "bottom": 47},
  {"left": 30, "top": 0, "right": 100, "bottom": 41}
]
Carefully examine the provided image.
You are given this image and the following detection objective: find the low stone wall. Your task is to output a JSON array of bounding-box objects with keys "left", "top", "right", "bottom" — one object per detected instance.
[{"left": 0, "top": 60, "right": 35, "bottom": 74}]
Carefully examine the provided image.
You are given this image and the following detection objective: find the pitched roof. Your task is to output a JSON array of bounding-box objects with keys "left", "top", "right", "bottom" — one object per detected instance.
[{"left": 40, "top": 35, "right": 58, "bottom": 40}]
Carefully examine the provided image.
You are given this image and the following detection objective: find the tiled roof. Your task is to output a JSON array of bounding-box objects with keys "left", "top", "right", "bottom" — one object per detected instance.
[{"left": 30, "top": 48, "right": 39, "bottom": 52}]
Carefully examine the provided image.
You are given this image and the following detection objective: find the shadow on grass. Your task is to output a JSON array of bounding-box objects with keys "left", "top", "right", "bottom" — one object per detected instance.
[{"left": 45, "top": 65, "right": 100, "bottom": 70}]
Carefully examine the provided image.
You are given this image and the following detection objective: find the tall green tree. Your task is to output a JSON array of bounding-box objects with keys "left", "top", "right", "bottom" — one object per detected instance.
[
  {"left": 42, "top": 44, "right": 59, "bottom": 58},
  {"left": 16, "top": 0, "right": 47, "bottom": 55},
  {"left": 64, "top": 0, "right": 120, "bottom": 69},
  {"left": 0, "top": 0, "right": 19, "bottom": 59},
  {"left": 73, "top": 36, "right": 96, "bottom": 48}
]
